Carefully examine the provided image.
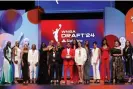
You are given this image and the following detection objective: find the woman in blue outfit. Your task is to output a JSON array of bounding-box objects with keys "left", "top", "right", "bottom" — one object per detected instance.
[{"left": 0, "top": 41, "right": 14, "bottom": 84}]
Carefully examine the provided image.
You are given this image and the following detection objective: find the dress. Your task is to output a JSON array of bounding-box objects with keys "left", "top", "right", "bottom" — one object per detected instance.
[
  {"left": 111, "top": 48, "right": 124, "bottom": 81},
  {"left": 75, "top": 47, "right": 87, "bottom": 65},
  {"left": 22, "top": 52, "right": 29, "bottom": 82},
  {"left": 37, "top": 50, "right": 49, "bottom": 84},
  {"left": 0, "top": 47, "right": 13, "bottom": 83},
  {"left": 84, "top": 47, "right": 91, "bottom": 80},
  {"left": 14, "top": 47, "right": 21, "bottom": 78},
  {"left": 72, "top": 45, "right": 79, "bottom": 82},
  {"left": 100, "top": 47, "right": 110, "bottom": 80}
]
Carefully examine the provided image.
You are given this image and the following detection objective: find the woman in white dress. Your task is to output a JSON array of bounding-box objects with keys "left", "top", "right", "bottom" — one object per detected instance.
[
  {"left": 13, "top": 41, "right": 22, "bottom": 83},
  {"left": 75, "top": 41, "right": 87, "bottom": 83},
  {"left": 91, "top": 41, "right": 101, "bottom": 83},
  {"left": 0, "top": 41, "right": 13, "bottom": 84}
]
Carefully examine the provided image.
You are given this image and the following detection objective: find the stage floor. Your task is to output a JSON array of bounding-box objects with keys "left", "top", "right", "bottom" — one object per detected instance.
[
  {"left": 0, "top": 80, "right": 133, "bottom": 89},
  {"left": 0, "top": 83, "right": 133, "bottom": 89}
]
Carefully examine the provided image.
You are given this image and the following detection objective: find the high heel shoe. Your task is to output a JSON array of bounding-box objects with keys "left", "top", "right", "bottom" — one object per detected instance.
[
  {"left": 94, "top": 80, "right": 97, "bottom": 83},
  {"left": 128, "top": 79, "right": 132, "bottom": 84},
  {"left": 113, "top": 79, "right": 115, "bottom": 84}
]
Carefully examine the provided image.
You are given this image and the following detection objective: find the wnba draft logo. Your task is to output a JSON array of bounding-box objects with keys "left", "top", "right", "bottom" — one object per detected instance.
[{"left": 52, "top": 24, "right": 62, "bottom": 42}]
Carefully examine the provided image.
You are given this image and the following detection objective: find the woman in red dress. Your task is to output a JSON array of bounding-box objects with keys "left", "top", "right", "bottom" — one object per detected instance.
[
  {"left": 71, "top": 38, "right": 79, "bottom": 84},
  {"left": 100, "top": 38, "right": 110, "bottom": 83}
]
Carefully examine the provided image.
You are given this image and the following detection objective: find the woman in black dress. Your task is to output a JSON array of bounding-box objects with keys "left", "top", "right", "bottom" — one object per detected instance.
[
  {"left": 123, "top": 40, "right": 133, "bottom": 83},
  {"left": 37, "top": 42, "right": 50, "bottom": 84},
  {"left": 71, "top": 38, "right": 79, "bottom": 83},
  {"left": 21, "top": 44, "right": 29, "bottom": 84}
]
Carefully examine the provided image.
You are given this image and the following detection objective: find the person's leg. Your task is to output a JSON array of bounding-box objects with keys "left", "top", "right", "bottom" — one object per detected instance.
[
  {"left": 22, "top": 66, "right": 26, "bottom": 83},
  {"left": 14, "top": 62, "right": 19, "bottom": 83},
  {"left": 96, "top": 61, "right": 100, "bottom": 82},
  {"left": 80, "top": 65, "right": 84, "bottom": 83},
  {"left": 69, "top": 65, "right": 73, "bottom": 83},
  {"left": 92, "top": 64, "right": 96, "bottom": 82},
  {"left": 106, "top": 59, "right": 110, "bottom": 81},
  {"left": 101, "top": 58, "right": 105, "bottom": 81},
  {"left": 29, "top": 63, "right": 33, "bottom": 83},
  {"left": 77, "top": 65, "right": 81, "bottom": 82},
  {"left": 125, "top": 60, "right": 128, "bottom": 76},
  {"left": 64, "top": 65, "right": 68, "bottom": 83},
  {"left": 128, "top": 57, "right": 132, "bottom": 83},
  {"left": 50, "top": 63, "right": 55, "bottom": 83},
  {"left": 59, "top": 64, "right": 63, "bottom": 81},
  {"left": 33, "top": 64, "right": 37, "bottom": 84},
  {"left": 55, "top": 63, "right": 59, "bottom": 83}
]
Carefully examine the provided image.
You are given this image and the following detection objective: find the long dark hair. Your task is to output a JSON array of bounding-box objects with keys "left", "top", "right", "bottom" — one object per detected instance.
[
  {"left": 124, "top": 40, "right": 132, "bottom": 49},
  {"left": 71, "top": 38, "right": 78, "bottom": 49},
  {"left": 114, "top": 39, "right": 121, "bottom": 46},
  {"left": 4, "top": 41, "right": 11, "bottom": 53},
  {"left": 101, "top": 38, "right": 109, "bottom": 47},
  {"left": 84, "top": 40, "right": 90, "bottom": 49},
  {"left": 40, "top": 42, "right": 47, "bottom": 51}
]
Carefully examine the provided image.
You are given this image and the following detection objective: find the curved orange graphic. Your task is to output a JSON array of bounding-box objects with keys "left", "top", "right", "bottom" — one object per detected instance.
[{"left": 125, "top": 8, "right": 133, "bottom": 45}]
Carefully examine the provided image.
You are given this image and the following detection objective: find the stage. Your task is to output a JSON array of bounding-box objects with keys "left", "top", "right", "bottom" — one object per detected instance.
[
  {"left": 0, "top": 84, "right": 133, "bottom": 89},
  {"left": 0, "top": 79, "right": 133, "bottom": 89}
]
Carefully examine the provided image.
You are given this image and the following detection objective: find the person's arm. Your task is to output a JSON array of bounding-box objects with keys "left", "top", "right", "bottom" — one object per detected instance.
[
  {"left": 3, "top": 48, "right": 10, "bottom": 63},
  {"left": 96, "top": 48, "right": 101, "bottom": 63},
  {"left": 28, "top": 50, "right": 31, "bottom": 65},
  {"left": 83, "top": 48, "right": 87, "bottom": 64},
  {"left": 12, "top": 47, "right": 15, "bottom": 62},
  {"left": 118, "top": 47, "right": 123, "bottom": 56},
  {"left": 74, "top": 49, "right": 77, "bottom": 64},
  {"left": 35, "top": 50, "right": 39, "bottom": 66}
]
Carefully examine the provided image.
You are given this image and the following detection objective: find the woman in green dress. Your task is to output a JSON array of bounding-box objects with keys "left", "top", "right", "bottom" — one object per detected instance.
[{"left": 0, "top": 41, "right": 14, "bottom": 84}]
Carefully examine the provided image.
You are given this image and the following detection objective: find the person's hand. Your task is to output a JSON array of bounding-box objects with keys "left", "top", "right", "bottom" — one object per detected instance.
[
  {"left": 28, "top": 62, "right": 30, "bottom": 66},
  {"left": 53, "top": 59, "right": 55, "bottom": 62},
  {"left": 22, "top": 62, "right": 24, "bottom": 67},
  {"left": 93, "top": 62, "right": 97, "bottom": 65},
  {"left": 14, "top": 60, "right": 18, "bottom": 64},
  {"left": 9, "top": 60, "right": 12, "bottom": 64},
  {"left": 35, "top": 62, "right": 38, "bottom": 66}
]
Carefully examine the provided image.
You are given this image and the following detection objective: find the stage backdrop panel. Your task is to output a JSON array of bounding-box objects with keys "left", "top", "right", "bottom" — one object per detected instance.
[
  {"left": 40, "top": 19, "right": 104, "bottom": 48},
  {"left": 0, "top": 9, "right": 39, "bottom": 79}
]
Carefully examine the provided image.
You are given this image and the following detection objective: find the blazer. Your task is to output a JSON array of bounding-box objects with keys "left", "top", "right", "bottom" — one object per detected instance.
[
  {"left": 48, "top": 51, "right": 60, "bottom": 65},
  {"left": 28, "top": 49, "right": 39, "bottom": 64},
  {"left": 75, "top": 47, "right": 87, "bottom": 65},
  {"left": 123, "top": 47, "right": 133, "bottom": 59}
]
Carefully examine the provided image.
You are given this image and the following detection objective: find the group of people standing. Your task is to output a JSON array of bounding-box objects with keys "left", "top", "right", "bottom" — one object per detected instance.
[{"left": 0, "top": 38, "right": 133, "bottom": 85}]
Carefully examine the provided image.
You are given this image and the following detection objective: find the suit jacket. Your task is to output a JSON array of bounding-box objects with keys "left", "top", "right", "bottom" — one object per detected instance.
[
  {"left": 123, "top": 47, "right": 133, "bottom": 59},
  {"left": 61, "top": 48, "right": 75, "bottom": 66},
  {"left": 28, "top": 49, "right": 39, "bottom": 64},
  {"left": 75, "top": 47, "right": 87, "bottom": 65},
  {"left": 48, "top": 51, "right": 60, "bottom": 65}
]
